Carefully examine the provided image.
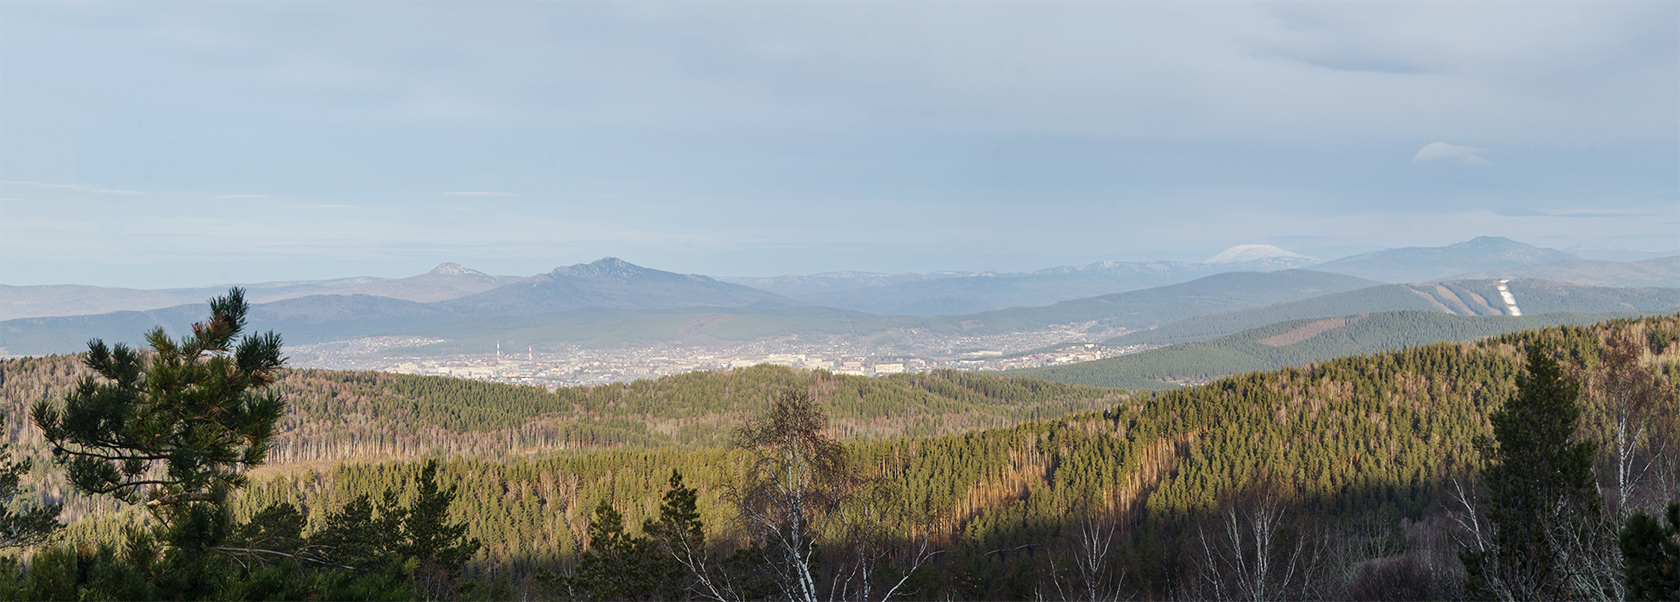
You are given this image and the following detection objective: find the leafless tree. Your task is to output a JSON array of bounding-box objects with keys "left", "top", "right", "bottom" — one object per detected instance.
[
  {"left": 1193, "top": 484, "right": 1323, "bottom": 602},
  {"left": 730, "top": 390, "right": 934, "bottom": 602},
  {"left": 1447, "top": 471, "right": 1524, "bottom": 602},
  {"left": 1586, "top": 331, "right": 1676, "bottom": 518},
  {"left": 1050, "top": 512, "right": 1127, "bottom": 602},
  {"left": 827, "top": 485, "right": 939, "bottom": 602},
  {"left": 1543, "top": 496, "right": 1625, "bottom": 602}
]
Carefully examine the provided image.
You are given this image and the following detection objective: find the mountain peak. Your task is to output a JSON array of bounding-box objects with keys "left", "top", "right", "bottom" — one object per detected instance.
[
  {"left": 1314, "top": 236, "right": 1580, "bottom": 283},
  {"left": 1205, "top": 244, "right": 1317, "bottom": 264},
  {"left": 1444, "top": 236, "right": 1577, "bottom": 262},
  {"left": 1455, "top": 236, "right": 1519, "bottom": 248},
  {"left": 429, "top": 262, "right": 487, "bottom": 277},
  {"left": 550, "top": 257, "right": 652, "bottom": 279}
]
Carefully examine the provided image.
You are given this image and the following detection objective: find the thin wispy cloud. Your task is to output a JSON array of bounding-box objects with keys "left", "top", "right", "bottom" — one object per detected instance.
[
  {"left": 220, "top": 194, "right": 270, "bottom": 199},
  {"left": 1413, "top": 142, "right": 1491, "bottom": 165},
  {"left": 0, "top": 181, "right": 144, "bottom": 194},
  {"left": 1497, "top": 208, "right": 1641, "bottom": 219},
  {"left": 0, "top": 180, "right": 84, "bottom": 189},
  {"left": 1558, "top": 212, "right": 1638, "bottom": 218}
]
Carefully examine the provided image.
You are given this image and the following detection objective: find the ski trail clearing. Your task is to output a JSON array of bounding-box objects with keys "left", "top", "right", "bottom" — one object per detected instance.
[{"left": 1495, "top": 280, "right": 1522, "bottom": 316}]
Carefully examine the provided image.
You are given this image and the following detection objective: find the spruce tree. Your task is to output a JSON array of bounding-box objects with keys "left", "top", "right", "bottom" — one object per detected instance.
[
  {"left": 572, "top": 501, "right": 673, "bottom": 600},
  {"left": 399, "top": 459, "right": 482, "bottom": 596},
  {"left": 1462, "top": 344, "right": 1600, "bottom": 599}
]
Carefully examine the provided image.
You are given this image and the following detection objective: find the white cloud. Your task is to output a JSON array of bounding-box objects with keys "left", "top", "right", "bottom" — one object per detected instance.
[{"left": 1413, "top": 142, "right": 1492, "bottom": 165}]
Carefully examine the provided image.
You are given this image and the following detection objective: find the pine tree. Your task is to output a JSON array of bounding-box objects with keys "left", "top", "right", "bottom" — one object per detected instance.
[
  {"left": 644, "top": 470, "right": 717, "bottom": 600},
  {"left": 1462, "top": 344, "right": 1600, "bottom": 600},
  {"left": 571, "top": 500, "right": 676, "bottom": 600},
  {"left": 399, "top": 460, "right": 482, "bottom": 597},
  {"left": 1620, "top": 502, "right": 1680, "bottom": 602},
  {"left": 33, "top": 287, "right": 286, "bottom": 509}
]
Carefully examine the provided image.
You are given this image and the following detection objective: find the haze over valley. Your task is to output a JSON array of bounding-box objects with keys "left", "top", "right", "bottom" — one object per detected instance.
[{"left": 6, "top": 236, "right": 1676, "bottom": 389}]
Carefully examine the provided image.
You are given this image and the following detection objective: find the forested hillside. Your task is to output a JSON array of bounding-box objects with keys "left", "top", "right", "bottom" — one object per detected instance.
[
  {"left": 60, "top": 316, "right": 1665, "bottom": 600},
  {"left": 1, "top": 357, "right": 1120, "bottom": 468},
  {"left": 1020, "top": 309, "right": 1664, "bottom": 389},
  {"left": 8, "top": 317, "right": 1676, "bottom": 600},
  {"left": 1108, "top": 279, "right": 1680, "bottom": 347}
]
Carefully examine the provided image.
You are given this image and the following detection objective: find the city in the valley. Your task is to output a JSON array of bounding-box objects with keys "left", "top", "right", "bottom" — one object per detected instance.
[{"left": 287, "top": 321, "right": 1150, "bottom": 388}]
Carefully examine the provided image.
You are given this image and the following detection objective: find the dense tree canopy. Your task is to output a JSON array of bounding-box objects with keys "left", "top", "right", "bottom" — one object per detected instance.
[{"left": 0, "top": 314, "right": 1672, "bottom": 600}]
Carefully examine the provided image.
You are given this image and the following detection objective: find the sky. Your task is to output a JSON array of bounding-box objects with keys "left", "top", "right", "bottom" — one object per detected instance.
[{"left": 2, "top": 1, "right": 1676, "bottom": 289}]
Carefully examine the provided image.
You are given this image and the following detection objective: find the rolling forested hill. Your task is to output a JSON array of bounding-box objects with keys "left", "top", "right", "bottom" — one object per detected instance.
[
  {"left": 1020, "top": 309, "right": 1672, "bottom": 389},
  {"left": 1448, "top": 255, "right": 1680, "bottom": 288},
  {"left": 13, "top": 317, "right": 1677, "bottom": 600},
  {"left": 1108, "top": 278, "right": 1680, "bottom": 347},
  {"left": 1, "top": 358, "right": 1121, "bottom": 468},
  {"left": 2, "top": 356, "right": 1120, "bottom": 535},
  {"left": 188, "top": 315, "right": 1679, "bottom": 599}
]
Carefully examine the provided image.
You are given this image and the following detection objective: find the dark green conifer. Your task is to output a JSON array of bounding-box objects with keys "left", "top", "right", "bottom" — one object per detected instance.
[
  {"left": 33, "top": 287, "right": 286, "bottom": 509},
  {"left": 1620, "top": 502, "right": 1680, "bottom": 602},
  {"left": 571, "top": 500, "right": 675, "bottom": 600},
  {"left": 399, "top": 459, "right": 482, "bottom": 594},
  {"left": 1462, "top": 344, "right": 1600, "bottom": 599}
]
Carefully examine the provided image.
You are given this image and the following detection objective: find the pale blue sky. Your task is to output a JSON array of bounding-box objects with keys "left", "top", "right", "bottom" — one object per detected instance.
[{"left": 2, "top": 1, "right": 1676, "bottom": 288}]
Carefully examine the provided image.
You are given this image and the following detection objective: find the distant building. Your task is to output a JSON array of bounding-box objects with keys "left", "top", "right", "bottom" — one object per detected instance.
[{"left": 874, "top": 363, "right": 905, "bottom": 374}]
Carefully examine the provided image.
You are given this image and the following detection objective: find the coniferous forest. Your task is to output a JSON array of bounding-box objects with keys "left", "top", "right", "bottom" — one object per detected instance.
[{"left": 0, "top": 293, "right": 1674, "bottom": 600}]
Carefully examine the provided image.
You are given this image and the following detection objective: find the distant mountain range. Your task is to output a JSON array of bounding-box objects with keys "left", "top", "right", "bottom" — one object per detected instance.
[
  {"left": 724, "top": 248, "right": 1330, "bottom": 315},
  {"left": 6, "top": 236, "right": 1674, "bottom": 321},
  {"left": 0, "top": 263, "right": 515, "bottom": 320},
  {"left": 371, "top": 269, "right": 1383, "bottom": 356},
  {"left": 0, "top": 258, "right": 786, "bottom": 355},
  {"left": 0, "top": 267, "right": 1379, "bottom": 356},
  {"left": 2, "top": 237, "right": 1676, "bottom": 358},
  {"left": 724, "top": 237, "right": 1673, "bottom": 314},
  {"left": 1311, "top": 236, "right": 1583, "bottom": 283},
  {"left": 1108, "top": 278, "right": 1680, "bottom": 347}
]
